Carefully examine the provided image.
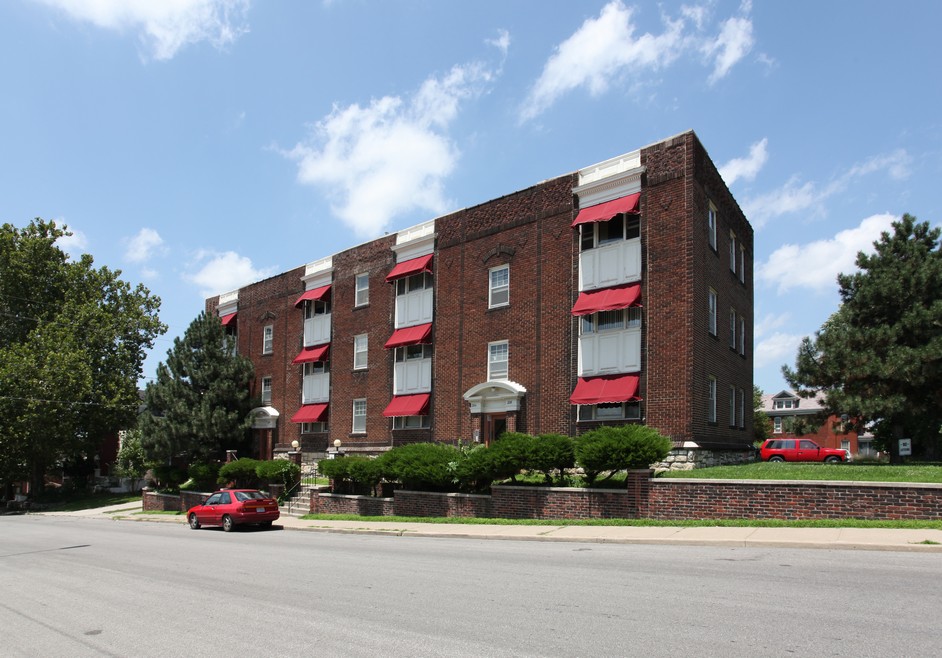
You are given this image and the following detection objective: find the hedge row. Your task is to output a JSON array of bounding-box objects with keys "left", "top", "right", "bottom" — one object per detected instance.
[{"left": 318, "top": 425, "right": 672, "bottom": 495}]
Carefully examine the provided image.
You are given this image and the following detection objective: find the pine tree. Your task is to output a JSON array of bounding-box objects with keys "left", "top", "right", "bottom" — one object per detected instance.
[
  {"left": 141, "top": 311, "right": 256, "bottom": 464},
  {"left": 784, "top": 214, "right": 942, "bottom": 460}
]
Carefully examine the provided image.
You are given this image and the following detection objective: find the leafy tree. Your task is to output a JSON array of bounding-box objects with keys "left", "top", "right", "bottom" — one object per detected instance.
[
  {"left": 141, "top": 312, "right": 255, "bottom": 464},
  {"left": 113, "top": 429, "right": 148, "bottom": 492},
  {"left": 753, "top": 386, "right": 773, "bottom": 443},
  {"left": 784, "top": 214, "right": 942, "bottom": 461},
  {"left": 0, "top": 219, "right": 165, "bottom": 496}
]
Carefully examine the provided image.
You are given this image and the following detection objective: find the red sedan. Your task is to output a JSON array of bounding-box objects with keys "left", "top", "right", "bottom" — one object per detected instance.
[{"left": 187, "top": 489, "right": 280, "bottom": 531}]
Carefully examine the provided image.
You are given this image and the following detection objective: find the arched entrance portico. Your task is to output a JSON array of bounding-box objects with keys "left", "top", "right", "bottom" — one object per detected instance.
[
  {"left": 462, "top": 381, "right": 527, "bottom": 446},
  {"left": 249, "top": 406, "right": 279, "bottom": 460}
]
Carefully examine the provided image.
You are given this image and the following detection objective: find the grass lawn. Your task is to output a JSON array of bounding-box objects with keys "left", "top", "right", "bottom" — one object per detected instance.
[{"left": 659, "top": 462, "right": 942, "bottom": 483}]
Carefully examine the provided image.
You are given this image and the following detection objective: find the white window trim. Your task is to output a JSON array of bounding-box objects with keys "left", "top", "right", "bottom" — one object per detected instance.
[
  {"left": 355, "top": 273, "right": 369, "bottom": 307},
  {"left": 262, "top": 325, "right": 273, "bottom": 355},
  {"left": 352, "top": 399, "right": 367, "bottom": 434},
  {"left": 738, "top": 387, "right": 745, "bottom": 429},
  {"left": 488, "top": 340, "right": 509, "bottom": 381},
  {"left": 739, "top": 316, "right": 746, "bottom": 355},
  {"left": 708, "top": 376, "right": 717, "bottom": 423},
  {"left": 729, "top": 384, "right": 736, "bottom": 427},
  {"left": 708, "top": 289, "right": 717, "bottom": 336},
  {"left": 261, "top": 376, "right": 272, "bottom": 404},
  {"left": 353, "top": 334, "right": 368, "bottom": 370},
  {"left": 708, "top": 203, "right": 717, "bottom": 250},
  {"left": 729, "top": 230, "right": 737, "bottom": 273},
  {"left": 488, "top": 264, "right": 510, "bottom": 308},
  {"left": 729, "top": 308, "right": 737, "bottom": 349},
  {"left": 738, "top": 244, "right": 746, "bottom": 284}
]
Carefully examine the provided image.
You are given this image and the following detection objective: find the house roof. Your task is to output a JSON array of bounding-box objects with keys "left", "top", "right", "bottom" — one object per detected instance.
[{"left": 760, "top": 389, "right": 827, "bottom": 415}]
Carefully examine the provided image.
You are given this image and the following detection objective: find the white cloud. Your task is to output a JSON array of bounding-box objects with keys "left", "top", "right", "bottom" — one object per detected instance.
[
  {"left": 55, "top": 225, "right": 88, "bottom": 258},
  {"left": 743, "top": 150, "right": 911, "bottom": 229},
  {"left": 286, "top": 59, "right": 497, "bottom": 237},
  {"left": 754, "top": 332, "right": 803, "bottom": 369},
  {"left": 757, "top": 213, "right": 897, "bottom": 294},
  {"left": 487, "top": 29, "right": 511, "bottom": 58},
  {"left": 702, "top": 15, "right": 754, "bottom": 84},
  {"left": 719, "top": 137, "right": 768, "bottom": 186},
  {"left": 754, "top": 311, "right": 790, "bottom": 339},
  {"left": 32, "top": 0, "right": 249, "bottom": 61},
  {"left": 184, "top": 250, "right": 275, "bottom": 298},
  {"left": 520, "top": 1, "right": 754, "bottom": 121},
  {"left": 124, "top": 228, "right": 165, "bottom": 263}
]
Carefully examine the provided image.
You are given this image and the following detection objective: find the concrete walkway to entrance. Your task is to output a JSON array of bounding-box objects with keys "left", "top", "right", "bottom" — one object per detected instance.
[{"left": 33, "top": 503, "right": 942, "bottom": 552}]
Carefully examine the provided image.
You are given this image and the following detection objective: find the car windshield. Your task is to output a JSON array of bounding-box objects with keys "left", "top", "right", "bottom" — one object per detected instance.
[{"left": 234, "top": 491, "right": 267, "bottom": 501}]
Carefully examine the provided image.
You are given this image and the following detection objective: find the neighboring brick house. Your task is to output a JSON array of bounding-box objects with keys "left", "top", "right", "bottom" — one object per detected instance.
[
  {"left": 761, "top": 390, "right": 873, "bottom": 456},
  {"left": 208, "top": 131, "right": 754, "bottom": 462}
]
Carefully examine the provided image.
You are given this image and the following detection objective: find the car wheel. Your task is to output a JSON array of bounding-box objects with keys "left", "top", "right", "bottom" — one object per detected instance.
[
  {"left": 188, "top": 513, "right": 201, "bottom": 529},
  {"left": 768, "top": 455, "right": 785, "bottom": 462},
  {"left": 825, "top": 455, "right": 842, "bottom": 463},
  {"left": 222, "top": 515, "right": 235, "bottom": 532}
]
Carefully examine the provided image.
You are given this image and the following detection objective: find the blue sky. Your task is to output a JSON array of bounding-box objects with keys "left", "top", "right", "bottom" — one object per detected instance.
[{"left": 2, "top": 0, "right": 939, "bottom": 396}]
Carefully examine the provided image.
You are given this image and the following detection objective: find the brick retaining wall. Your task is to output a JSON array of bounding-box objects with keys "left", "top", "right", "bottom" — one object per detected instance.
[{"left": 394, "top": 490, "right": 493, "bottom": 518}]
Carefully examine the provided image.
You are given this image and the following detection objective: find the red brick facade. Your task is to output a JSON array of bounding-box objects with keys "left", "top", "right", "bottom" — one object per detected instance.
[{"left": 207, "top": 131, "right": 753, "bottom": 458}]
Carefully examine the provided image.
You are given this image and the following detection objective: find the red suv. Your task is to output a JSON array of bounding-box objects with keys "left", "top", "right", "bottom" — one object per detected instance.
[{"left": 760, "top": 438, "right": 850, "bottom": 463}]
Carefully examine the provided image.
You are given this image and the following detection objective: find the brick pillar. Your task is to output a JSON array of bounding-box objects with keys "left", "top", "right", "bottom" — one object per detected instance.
[{"left": 625, "top": 469, "right": 653, "bottom": 518}]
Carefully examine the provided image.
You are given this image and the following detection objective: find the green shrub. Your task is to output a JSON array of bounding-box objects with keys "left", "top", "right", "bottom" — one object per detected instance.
[
  {"left": 218, "top": 458, "right": 260, "bottom": 488},
  {"left": 256, "top": 459, "right": 301, "bottom": 489},
  {"left": 487, "top": 432, "right": 535, "bottom": 482},
  {"left": 152, "top": 464, "right": 187, "bottom": 491},
  {"left": 180, "top": 462, "right": 220, "bottom": 491},
  {"left": 575, "top": 425, "right": 672, "bottom": 484},
  {"left": 530, "top": 434, "right": 575, "bottom": 484},
  {"left": 318, "top": 456, "right": 383, "bottom": 495},
  {"left": 379, "top": 442, "right": 460, "bottom": 492},
  {"left": 452, "top": 442, "right": 496, "bottom": 493}
]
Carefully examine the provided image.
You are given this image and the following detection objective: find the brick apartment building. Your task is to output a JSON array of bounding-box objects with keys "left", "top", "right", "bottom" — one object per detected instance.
[{"left": 207, "top": 130, "right": 754, "bottom": 462}]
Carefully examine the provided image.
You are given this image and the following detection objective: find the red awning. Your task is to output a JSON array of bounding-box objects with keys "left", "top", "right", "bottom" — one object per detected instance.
[
  {"left": 571, "top": 283, "right": 642, "bottom": 316},
  {"left": 292, "top": 344, "right": 330, "bottom": 364},
  {"left": 290, "top": 403, "right": 329, "bottom": 423},
  {"left": 382, "top": 393, "right": 430, "bottom": 417},
  {"left": 384, "top": 322, "right": 432, "bottom": 349},
  {"left": 219, "top": 312, "right": 237, "bottom": 326},
  {"left": 570, "top": 374, "right": 641, "bottom": 405},
  {"left": 294, "top": 284, "right": 331, "bottom": 307},
  {"left": 572, "top": 193, "right": 641, "bottom": 227},
  {"left": 386, "top": 254, "right": 433, "bottom": 282}
]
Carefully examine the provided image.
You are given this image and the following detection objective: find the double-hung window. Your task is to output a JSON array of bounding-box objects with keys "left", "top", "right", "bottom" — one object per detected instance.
[
  {"left": 738, "top": 244, "right": 746, "bottom": 284},
  {"left": 708, "top": 376, "right": 717, "bottom": 423},
  {"left": 488, "top": 341, "right": 508, "bottom": 380},
  {"left": 729, "top": 308, "right": 737, "bottom": 349},
  {"left": 738, "top": 388, "right": 745, "bottom": 429},
  {"left": 262, "top": 325, "right": 273, "bottom": 354},
  {"left": 261, "top": 376, "right": 272, "bottom": 404},
  {"left": 355, "top": 273, "right": 369, "bottom": 307},
  {"left": 489, "top": 265, "right": 509, "bottom": 308},
  {"left": 729, "top": 231, "right": 737, "bottom": 274},
  {"left": 395, "top": 272, "right": 432, "bottom": 296},
  {"left": 353, "top": 334, "right": 368, "bottom": 370},
  {"left": 729, "top": 385, "right": 736, "bottom": 427},
  {"left": 352, "top": 399, "right": 367, "bottom": 434},
  {"left": 708, "top": 203, "right": 717, "bottom": 251},
  {"left": 739, "top": 316, "right": 746, "bottom": 355},
  {"left": 708, "top": 289, "right": 717, "bottom": 336}
]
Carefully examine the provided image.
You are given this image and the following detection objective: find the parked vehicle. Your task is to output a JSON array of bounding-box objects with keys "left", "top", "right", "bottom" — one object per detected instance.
[
  {"left": 187, "top": 489, "right": 279, "bottom": 531},
  {"left": 760, "top": 438, "right": 850, "bottom": 463}
]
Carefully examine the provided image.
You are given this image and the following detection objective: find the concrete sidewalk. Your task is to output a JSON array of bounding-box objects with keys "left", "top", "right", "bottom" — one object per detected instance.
[{"left": 35, "top": 503, "right": 942, "bottom": 552}]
